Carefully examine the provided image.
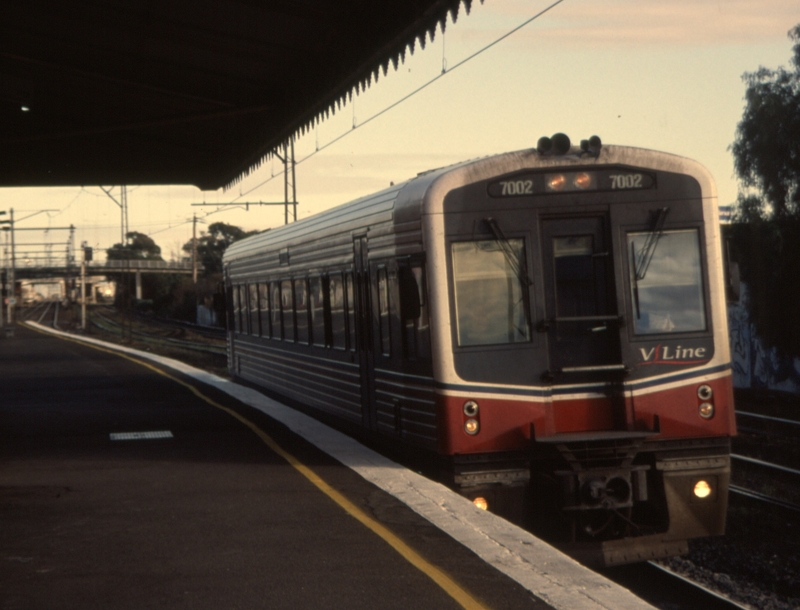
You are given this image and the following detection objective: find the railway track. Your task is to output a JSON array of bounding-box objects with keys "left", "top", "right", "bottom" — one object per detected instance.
[
  {"left": 729, "top": 484, "right": 800, "bottom": 513},
  {"left": 88, "top": 309, "right": 226, "bottom": 357},
  {"left": 729, "top": 453, "right": 800, "bottom": 513},
  {"left": 127, "top": 310, "right": 226, "bottom": 340},
  {"left": 736, "top": 410, "right": 800, "bottom": 437},
  {"left": 603, "top": 561, "right": 748, "bottom": 609}
]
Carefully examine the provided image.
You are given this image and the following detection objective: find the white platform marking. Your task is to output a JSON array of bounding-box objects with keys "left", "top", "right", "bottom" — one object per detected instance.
[{"left": 110, "top": 430, "right": 174, "bottom": 441}]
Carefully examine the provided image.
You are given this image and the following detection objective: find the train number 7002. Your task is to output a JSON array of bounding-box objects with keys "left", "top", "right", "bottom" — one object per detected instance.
[
  {"left": 609, "top": 174, "right": 643, "bottom": 189},
  {"left": 499, "top": 180, "right": 534, "bottom": 195}
]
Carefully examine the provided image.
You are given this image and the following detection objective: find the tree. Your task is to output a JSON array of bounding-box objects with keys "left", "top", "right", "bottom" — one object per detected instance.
[
  {"left": 183, "top": 222, "right": 259, "bottom": 276},
  {"left": 105, "top": 232, "right": 165, "bottom": 308},
  {"left": 728, "top": 24, "right": 800, "bottom": 356},
  {"left": 731, "top": 25, "right": 800, "bottom": 219},
  {"left": 106, "top": 231, "right": 164, "bottom": 261}
]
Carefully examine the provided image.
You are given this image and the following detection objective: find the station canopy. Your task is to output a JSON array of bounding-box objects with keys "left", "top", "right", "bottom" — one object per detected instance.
[{"left": 1, "top": 0, "right": 478, "bottom": 191}]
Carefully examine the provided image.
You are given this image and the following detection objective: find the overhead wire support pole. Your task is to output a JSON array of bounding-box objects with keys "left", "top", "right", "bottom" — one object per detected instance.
[
  {"left": 2, "top": 208, "right": 16, "bottom": 328},
  {"left": 8, "top": 208, "right": 13, "bottom": 328},
  {"left": 192, "top": 213, "right": 198, "bottom": 284},
  {"left": 273, "top": 135, "right": 297, "bottom": 224},
  {"left": 100, "top": 185, "right": 129, "bottom": 244},
  {"left": 0, "top": 210, "right": 11, "bottom": 328}
]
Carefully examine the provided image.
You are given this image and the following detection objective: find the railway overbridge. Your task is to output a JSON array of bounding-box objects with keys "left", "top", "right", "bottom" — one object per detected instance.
[{"left": 6, "top": 259, "right": 193, "bottom": 309}]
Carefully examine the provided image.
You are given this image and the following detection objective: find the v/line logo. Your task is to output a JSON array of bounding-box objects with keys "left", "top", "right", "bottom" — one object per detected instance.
[{"left": 639, "top": 345, "right": 707, "bottom": 365}]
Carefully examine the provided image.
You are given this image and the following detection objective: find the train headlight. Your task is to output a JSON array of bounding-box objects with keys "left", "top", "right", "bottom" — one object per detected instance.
[
  {"left": 698, "top": 402, "right": 715, "bottom": 419},
  {"left": 697, "top": 385, "right": 713, "bottom": 400},
  {"left": 463, "top": 400, "right": 479, "bottom": 417},
  {"left": 473, "top": 497, "right": 489, "bottom": 510},
  {"left": 464, "top": 419, "right": 480, "bottom": 435},
  {"left": 693, "top": 480, "right": 712, "bottom": 499}
]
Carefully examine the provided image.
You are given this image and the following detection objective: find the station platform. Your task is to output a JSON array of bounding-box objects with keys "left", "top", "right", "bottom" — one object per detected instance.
[{"left": 0, "top": 323, "right": 655, "bottom": 610}]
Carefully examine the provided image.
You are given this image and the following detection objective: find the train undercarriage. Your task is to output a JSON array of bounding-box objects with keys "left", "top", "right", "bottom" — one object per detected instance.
[{"left": 452, "top": 435, "right": 731, "bottom": 567}]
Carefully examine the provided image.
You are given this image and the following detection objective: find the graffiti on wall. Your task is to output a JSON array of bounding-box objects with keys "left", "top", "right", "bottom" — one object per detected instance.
[{"left": 728, "top": 283, "right": 800, "bottom": 392}]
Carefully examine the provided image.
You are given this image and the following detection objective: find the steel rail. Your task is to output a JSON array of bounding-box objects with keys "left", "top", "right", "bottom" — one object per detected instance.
[
  {"left": 731, "top": 453, "right": 800, "bottom": 477},
  {"left": 603, "top": 560, "right": 747, "bottom": 610},
  {"left": 646, "top": 562, "right": 750, "bottom": 609},
  {"left": 729, "top": 484, "right": 800, "bottom": 513},
  {"left": 736, "top": 410, "right": 800, "bottom": 427}
]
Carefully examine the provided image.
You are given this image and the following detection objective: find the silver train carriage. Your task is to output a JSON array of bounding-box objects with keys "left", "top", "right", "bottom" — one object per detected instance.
[{"left": 223, "top": 136, "right": 735, "bottom": 566}]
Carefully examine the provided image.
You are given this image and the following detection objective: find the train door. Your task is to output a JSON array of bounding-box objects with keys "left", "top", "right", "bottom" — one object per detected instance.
[
  {"left": 353, "top": 236, "right": 377, "bottom": 430},
  {"left": 541, "top": 216, "right": 622, "bottom": 374}
]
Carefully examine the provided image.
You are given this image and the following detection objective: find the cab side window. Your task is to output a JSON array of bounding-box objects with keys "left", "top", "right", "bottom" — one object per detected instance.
[
  {"left": 377, "top": 267, "right": 391, "bottom": 356},
  {"left": 399, "top": 263, "right": 430, "bottom": 360}
]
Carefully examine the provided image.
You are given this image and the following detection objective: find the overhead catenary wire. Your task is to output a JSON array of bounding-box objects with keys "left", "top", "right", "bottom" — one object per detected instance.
[{"left": 229, "top": 0, "right": 567, "bottom": 203}]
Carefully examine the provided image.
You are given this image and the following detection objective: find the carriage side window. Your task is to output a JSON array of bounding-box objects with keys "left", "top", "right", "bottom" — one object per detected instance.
[
  {"left": 629, "top": 229, "right": 707, "bottom": 334},
  {"left": 345, "top": 272, "right": 356, "bottom": 352},
  {"left": 259, "top": 283, "right": 270, "bottom": 338},
  {"left": 225, "top": 284, "right": 235, "bottom": 332},
  {"left": 452, "top": 240, "right": 531, "bottom": 346},
  {"left": 239, "top": 284, "right": 248, "bottom": 334},
  {"left": 281, "top": 280, "right": 294, "bottom": 341},
  {"left": 232, "top": 284, "right": 241, "bottom": 333},
  {"left": 270, "top": 282, "right": 282, "bottom": 340},
  {"left": 248, "top": 283, "right": 260, "bottom": 336},
  {"left": 329, "top": 273, "right": 347, "bottom": 350},
  {"left": 377, "top": 267, "right": 391, "bottom": 356},
  {"left": 295, "top": 279, "right": 309, "bottom": 345},
  {"left": 309, "top": 276, "right": 326, "bottom": 347}
]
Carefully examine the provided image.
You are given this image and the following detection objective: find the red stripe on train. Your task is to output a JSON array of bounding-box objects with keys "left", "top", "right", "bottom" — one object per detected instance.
[{"left": 437, "top": 375, "right": 736, "bottom": 455}]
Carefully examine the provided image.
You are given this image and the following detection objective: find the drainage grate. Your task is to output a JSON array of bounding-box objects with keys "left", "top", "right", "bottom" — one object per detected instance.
[{"left": 110, "top": 431, "right": 174, "bottom": 441}]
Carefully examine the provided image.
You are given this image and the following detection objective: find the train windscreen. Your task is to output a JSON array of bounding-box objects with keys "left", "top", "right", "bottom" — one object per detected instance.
[
  {"left": 629, "top": 229, "right": 707, "bottom": 334},
  {"left": 452, "top": 240, "right": 530, "bottom": 346}
]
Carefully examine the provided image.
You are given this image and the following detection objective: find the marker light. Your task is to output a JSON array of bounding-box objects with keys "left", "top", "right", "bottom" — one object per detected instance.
[
  {"left": 697, "top": 385, "right": 713, "bottom": 400},
  {"left": 573, "top": 172, "right": 593, "bottom": 189},
  {"left": 693, "top": 480, "right": 712, "bottom": 499},
  {"left": 699, "top": 402, "right": 715, "bottom": 419},
  {"left": 464, "top": 419, "right": 480, "bottom": 435},
  {"left": 473, "top": 497, "right": 489, "bottom": 510},
  {"left": 547, "top": 174, "right": 567, "bottom": 191},
  {"left": 463, "top": 400, "right": 479, "bottom": 417}
]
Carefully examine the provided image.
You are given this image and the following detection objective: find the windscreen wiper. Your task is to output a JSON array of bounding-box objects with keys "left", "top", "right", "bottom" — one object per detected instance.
[
  {"left": 483, "top": 217, "right": 533, "bottom": 288},
  {"left": 483, "top": 217, "right": 533, "bottom": 335},
  {"left": 632, "top": 207, "right": 669, "bottom": 319},
  {"left": 633, "top": 207, "right": 669, "bottom": 281}
]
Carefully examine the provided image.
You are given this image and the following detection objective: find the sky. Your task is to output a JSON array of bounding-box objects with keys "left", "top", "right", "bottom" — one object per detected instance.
[{"left": 2, "top": 0, "right": 798, "bottom": 265}]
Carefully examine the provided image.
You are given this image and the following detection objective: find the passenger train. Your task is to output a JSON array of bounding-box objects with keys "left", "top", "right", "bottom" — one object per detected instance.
[{"left": 223, "top": 135, "right": 735, "bottom": 566}]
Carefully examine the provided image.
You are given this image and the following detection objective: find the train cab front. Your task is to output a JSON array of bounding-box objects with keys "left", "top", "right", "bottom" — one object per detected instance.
[{"left": 428, "top": 140, "right": 735, "bottom": 566}]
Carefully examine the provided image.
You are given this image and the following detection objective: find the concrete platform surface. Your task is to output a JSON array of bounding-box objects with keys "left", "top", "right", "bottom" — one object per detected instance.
[{"left": 0, "top": 322, "right": 655, "bottom": 610}]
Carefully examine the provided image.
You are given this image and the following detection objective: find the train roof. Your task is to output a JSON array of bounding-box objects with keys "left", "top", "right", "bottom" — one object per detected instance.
[{"left": 223, "top": 144, "right": 716, "bottom": 265}]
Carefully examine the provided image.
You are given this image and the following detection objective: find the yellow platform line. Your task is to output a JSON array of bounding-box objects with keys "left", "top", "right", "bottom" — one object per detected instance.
[{"left": 32, "top": 326, "right": 488, "bottom": 610}]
